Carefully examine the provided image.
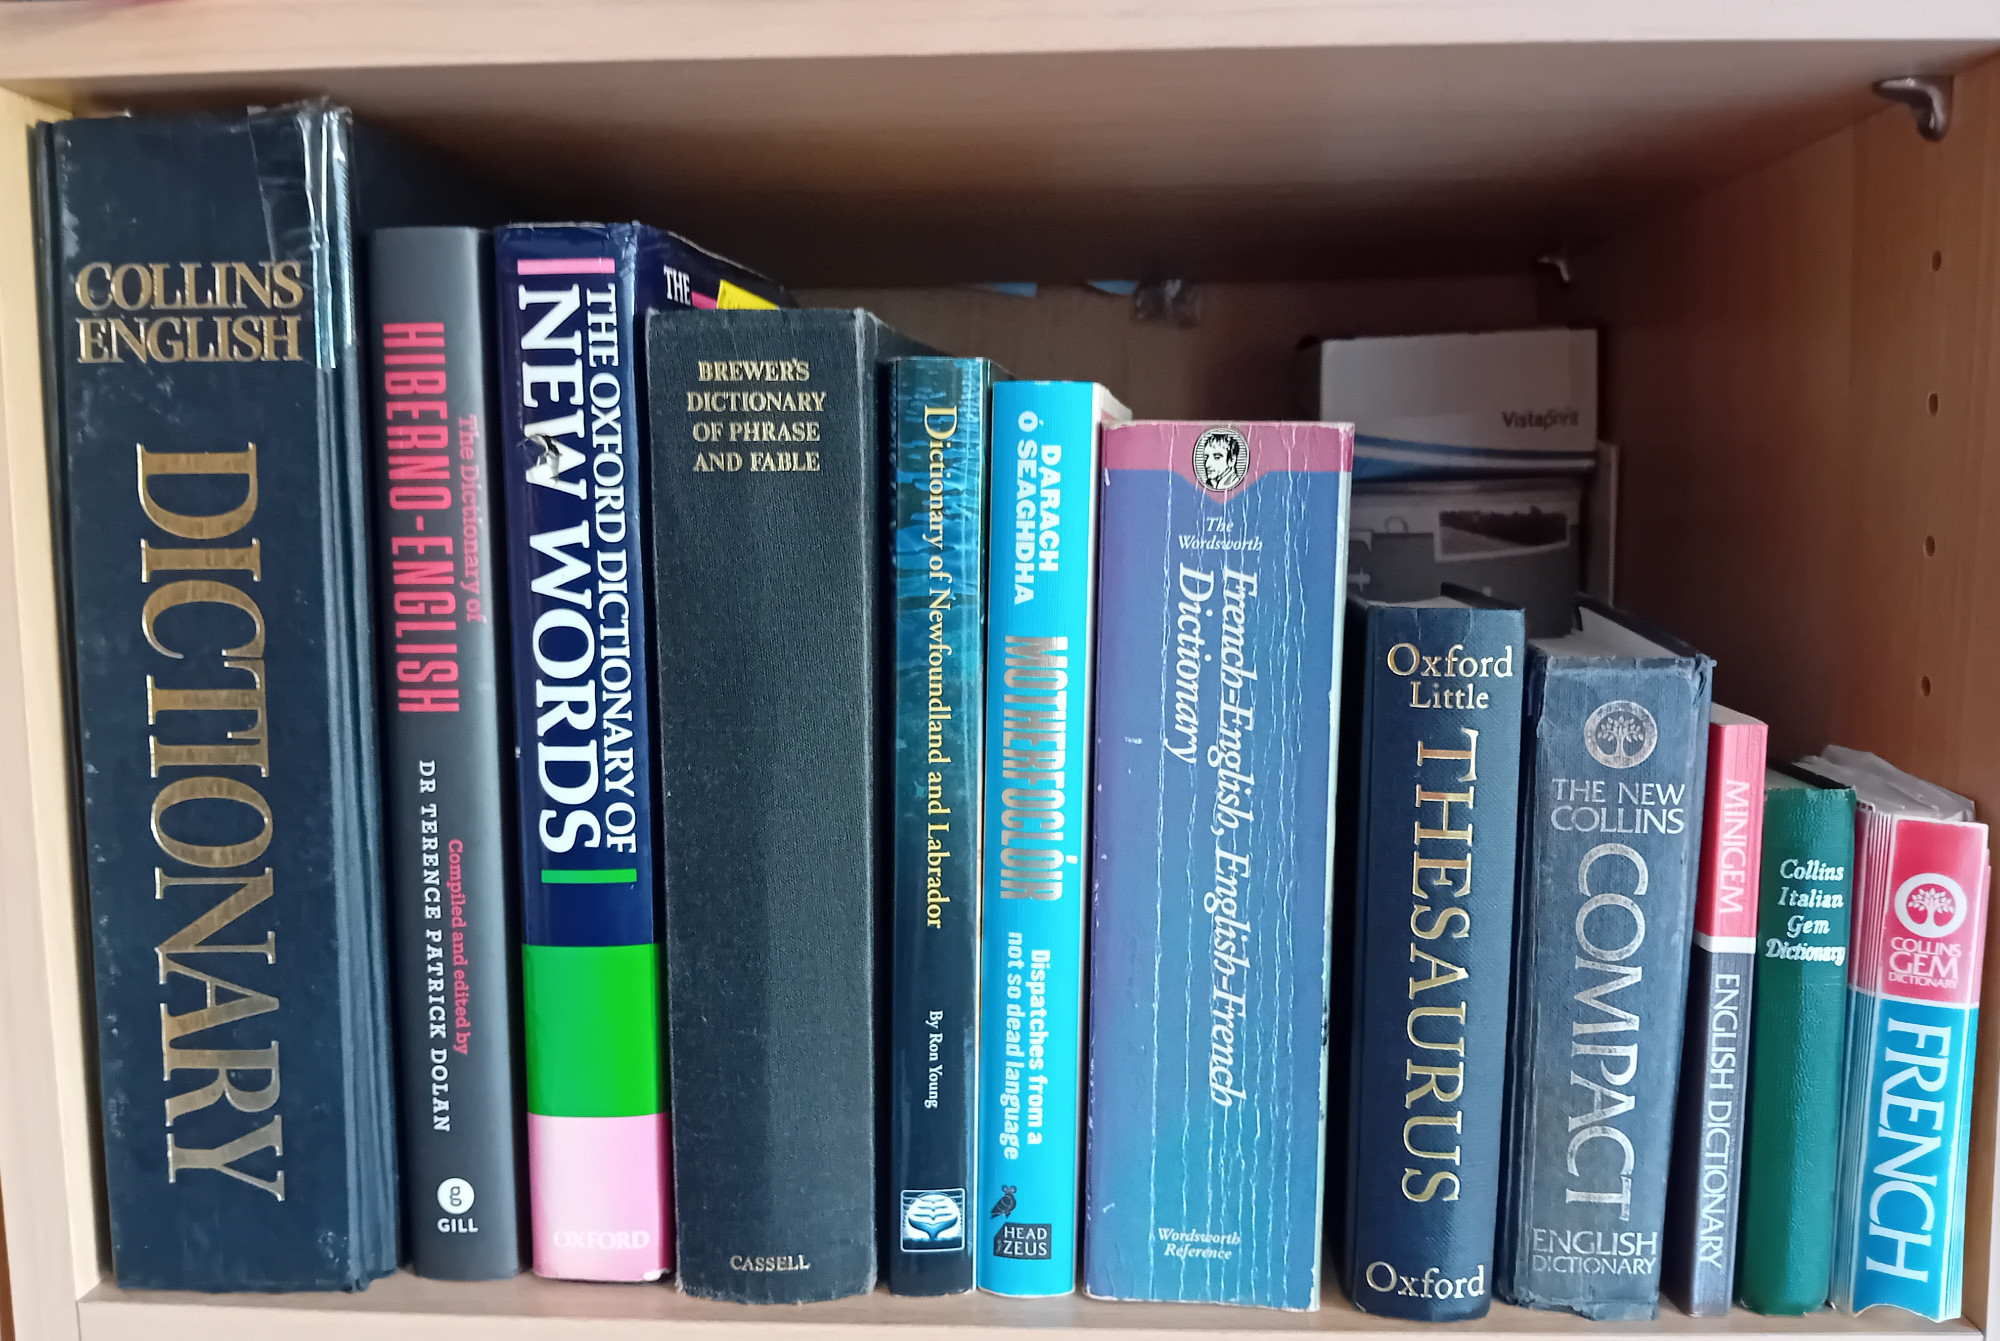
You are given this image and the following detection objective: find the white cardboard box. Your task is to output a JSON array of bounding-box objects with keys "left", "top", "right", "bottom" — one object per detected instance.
[{"left": 1308, "top": 327, "right": 1597, "bottom": 480}]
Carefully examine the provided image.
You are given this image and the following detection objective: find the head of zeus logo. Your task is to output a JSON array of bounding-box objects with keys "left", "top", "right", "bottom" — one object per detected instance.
[
  {"left": 1192, "top": 426, "right": 1249, "bottom": 494},
  {"left": 1895, "top": 872, "right": 1968, "bottom": 938},
  {"left": 1583, "top": 700, "right": 1658, "bottom": 769}
]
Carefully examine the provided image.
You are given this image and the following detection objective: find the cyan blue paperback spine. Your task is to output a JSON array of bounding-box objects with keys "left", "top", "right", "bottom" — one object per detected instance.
[
  {"left": 975, "top": 381, "right": 1128, "bottom": 1296},
  {"left": 889, "top": 357, "right": 993, "bottom": 1295},
  {"left": 1343, "top": 600, "right": 1526, "bottom": 1319},
  {"left": 1084, "top": 422, "right": 1353, "bottom": 1311}
]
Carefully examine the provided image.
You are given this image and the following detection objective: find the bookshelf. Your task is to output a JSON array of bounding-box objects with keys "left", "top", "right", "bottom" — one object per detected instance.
[{"left": 3, "top": 4, "right": 2000, "bottom": 1339}]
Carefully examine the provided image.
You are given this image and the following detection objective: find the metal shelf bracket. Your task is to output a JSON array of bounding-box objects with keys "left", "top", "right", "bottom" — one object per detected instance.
[{"left": 1874, "top": 75, "right": 1952, "bottom": 142}]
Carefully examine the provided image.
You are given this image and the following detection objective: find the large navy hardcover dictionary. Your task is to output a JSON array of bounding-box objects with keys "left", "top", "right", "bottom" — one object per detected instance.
[
  {"left": 35, "top": 104, "right": 503, "bottom": 1291},
  {"left": 1495, "top": 600, "right": 1714, "bottom": 1319}
]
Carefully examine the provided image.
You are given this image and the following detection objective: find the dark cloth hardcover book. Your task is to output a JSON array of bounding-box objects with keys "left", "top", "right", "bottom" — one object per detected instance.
[
  {"left": 493, "top": 222, "right": 786, "bottom": 1281},
  {"left": 885, "top": 357, "right": 993, "bottom": 1295},
  {"left": 33, "top": 103, "right": 502, "bottom": 1290},
  {"left": 367, "top": 226, "right": 526, "bottom": 1280},
  {"left": 1495, "top": 600, "right": 1713, "bottom": 1319},
  {"left": 1341, "top": 594, "right": 1526, "bottom": 1320},
  {"left": 648, "top": 307, "right": 925, "bottom": 1302},
  {"left": 1734, "top": 769, "right": 1855, "bottom": 1315},
  {"left": 1662, "top": 706, "right": 1768, "bottom": 1314}
]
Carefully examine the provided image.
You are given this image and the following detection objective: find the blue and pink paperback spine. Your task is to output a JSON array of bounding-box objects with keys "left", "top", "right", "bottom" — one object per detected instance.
[
  {"left": 495, "top": 226, "right": 672, "bottom": 1283},
  {"left": 1829, "top": 770, "right": 1989, "bottom": 1320},
  {"left": 1084, "top": 422, "right": 1353, "bottom": 1311},
  {"left": 974, "top": 381, "right": 1129, "bottom": 1296}
]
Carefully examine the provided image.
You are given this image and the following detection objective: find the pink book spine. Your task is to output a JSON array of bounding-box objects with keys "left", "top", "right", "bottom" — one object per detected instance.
[
  {"left": 528, "top": 1115, "right": 671, "bottom": 1281},
  {"left": 1693, "top": 719, "right": 1770, "bottom": 950}
]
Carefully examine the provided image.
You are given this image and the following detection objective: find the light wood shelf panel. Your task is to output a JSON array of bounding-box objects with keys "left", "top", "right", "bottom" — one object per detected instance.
[
  {"left": 3, "top": 0, "right": 2000, "bottom": 81},
  {"left": 0, "top": 86, "right": 100, "bottom": 1341},
  {"left": 75, "top": 1272, "right": 1986, "bottom": 1341}
]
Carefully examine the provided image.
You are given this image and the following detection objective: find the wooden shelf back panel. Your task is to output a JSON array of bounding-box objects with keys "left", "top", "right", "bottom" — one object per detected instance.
[
  {"left": 1561, "top": 49, "right": 2000, "bottom": 1333},
  {"left": 799, "top": 277, "right": 1541, "bottom": 420},
  {"left": 3, "top": 8, "right": 1998, "bottom": 284}
]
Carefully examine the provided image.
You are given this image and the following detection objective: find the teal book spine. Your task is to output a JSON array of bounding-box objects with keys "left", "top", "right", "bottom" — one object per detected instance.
[
  {"left": 1735, "top": 773, "right": 1855, "bottom": 1314},
  {"left": 974, "top": 381, "right": 1128, "bottom": 1296},
  {"left": 888, "top": 357, "right": 993, "bottom": 1294}
]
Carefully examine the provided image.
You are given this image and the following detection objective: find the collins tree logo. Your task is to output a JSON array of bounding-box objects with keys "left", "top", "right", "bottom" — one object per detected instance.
[
  {"left": 1583, "top": 700, "right": 1658, "bottom": 770},
  {"left": 1191, "top": 427, "right": 1249, "bottom": 494},
  {"left": 1895, "top": 871, "right": 1968, "bottom": 938}
]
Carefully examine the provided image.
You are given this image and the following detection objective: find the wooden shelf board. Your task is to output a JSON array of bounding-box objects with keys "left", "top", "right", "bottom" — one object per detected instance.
[
  {"left": 4, "top": 0, "right": 2000, "bottom": 82},
  {"left": 75, "top": 1272, "right": 1988, "bottom": 1341},
  {"left": 2, "top": 8, "right": 1998, "bottom": 284}
]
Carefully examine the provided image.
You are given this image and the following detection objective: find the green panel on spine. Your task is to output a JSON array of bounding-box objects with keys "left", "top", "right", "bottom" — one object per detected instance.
[{"left": 523, "top": 943, "right": 663, "bottom": 1117}]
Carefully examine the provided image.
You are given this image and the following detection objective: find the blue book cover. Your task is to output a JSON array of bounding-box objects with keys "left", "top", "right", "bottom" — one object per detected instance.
[
  {"left": 1084, "top": 422, "right": 1353, "bottom": 1311},
  {"left": 1495, "top": 602, "right": 1713, "bottom": 1319},
  {"left": 974, "top": 380, "right": 1129, "bottom": 1296},
  {"left": 888, "top": 357, "right": 994, "bottom": 1295},
  {"left": 1342, "top": 597, "right": 1526, "bottom": 1319},
  {"left": 492, "top": 223, "right": 785, "bottom": 1280}
]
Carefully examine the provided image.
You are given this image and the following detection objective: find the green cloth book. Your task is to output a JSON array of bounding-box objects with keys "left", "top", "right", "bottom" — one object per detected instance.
[{"left": 1735, "top": 768, "right": 1856, "bottom": 1314}]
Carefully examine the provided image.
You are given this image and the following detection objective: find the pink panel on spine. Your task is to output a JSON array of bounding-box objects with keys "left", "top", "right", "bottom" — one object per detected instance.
[
  {"left": 528, "top": 1112, "right": 672, "bottom": 1281},
  {"left": 1101, "top": 421, "right": 1354, "bottom": 501}
]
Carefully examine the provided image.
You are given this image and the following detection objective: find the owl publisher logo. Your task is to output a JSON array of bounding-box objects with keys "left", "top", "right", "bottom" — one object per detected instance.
[
  {"left": 1583, "top": 700, "right": 1658, "bottom": 769},
  {"left": 1192, "top": 427, "right": 1249, "bottom": 494},
  {"left": 900, "top": 1188, "right": 966, "bottom": 1252},
  {"left": 988, "top": 1183, "right": 1052, "bottom": 1259},
  {"left": 1895, "top": 872, "right": 1968, "bottom": 938}
]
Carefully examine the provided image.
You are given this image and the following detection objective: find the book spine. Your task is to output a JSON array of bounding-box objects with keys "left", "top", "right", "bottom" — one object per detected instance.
[
  {"left": 367, "top": 228, "right": 526, "bottom": 1280},
  {"left": 1736, "top": 782, "right": 1855, "bottom": 1315},
  {"left": 975, "top": 382, "right": 1109, "bottom": 1296},
  {"left": 1084, "top": 422, "right": 1352, "bottom": 1310},
  {"left": 649, "top": 307, "right": 906, "bottom": 1303},
  {"left": 1345, "top": 604, "right": 1526, "bottom": 1320},
  {"left": 1832, "top": 813, "right": 1989, "bottom": 1320},
  {"left": 493, "top": 225, "right": 668, "bottom": 1283},
  {"left": 1663, "top": 720, "right": 1768, "bottom": 1314},
  {"left": 1496, "top": 651, "right": 1713, "bottom": 1319},
  {"left": 1324, "top": 610, "right": 1368, "bottom": 1293},
  {"left": 887, "top": 357, "right": 990, "bottom": 1295},
  {"left": 37, "top": 106, "right": 397, "bottom": 1291}
]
